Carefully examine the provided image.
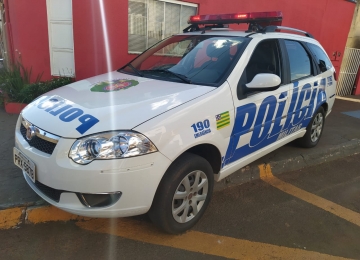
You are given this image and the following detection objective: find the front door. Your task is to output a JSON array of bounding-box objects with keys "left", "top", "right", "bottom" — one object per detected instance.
[{"left": 222, "top": 38, "right": 291, "bottom": 168}]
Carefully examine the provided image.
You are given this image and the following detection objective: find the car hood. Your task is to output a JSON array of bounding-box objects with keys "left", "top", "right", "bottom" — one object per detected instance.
[{"left": 21, "top": 71, "right": 214, "bottom": 138}]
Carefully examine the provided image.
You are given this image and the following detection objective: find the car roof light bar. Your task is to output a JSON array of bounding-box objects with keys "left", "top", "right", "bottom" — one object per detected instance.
[
  {"left": 264, "top": 25, "right": 314, "bottom": 38},
  {"left": 188, "top": 11, "right": 283, "bottom": 25}
]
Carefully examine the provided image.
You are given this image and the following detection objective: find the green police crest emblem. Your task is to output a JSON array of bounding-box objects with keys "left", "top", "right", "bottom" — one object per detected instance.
[{"left": 90, "top": 79, "right": 139, "bottom": 92}]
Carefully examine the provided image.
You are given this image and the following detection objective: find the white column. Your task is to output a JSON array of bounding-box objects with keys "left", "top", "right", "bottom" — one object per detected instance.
[{"left": 46, "top": 0, "right": 75, "bottom": 77}]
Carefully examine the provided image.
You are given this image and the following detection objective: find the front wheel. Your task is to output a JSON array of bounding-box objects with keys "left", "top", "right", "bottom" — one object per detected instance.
[
  {"left": 148, "top": 153, "right": 214, "bottom": 234},
  {"left": 296, "top": 106, "right": 325, "bottom": 148}
]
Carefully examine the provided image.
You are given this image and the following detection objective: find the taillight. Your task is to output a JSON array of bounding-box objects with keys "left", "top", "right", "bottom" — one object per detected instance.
[{"left": 333, "top": 71, "right": 337, "bottom": 81}]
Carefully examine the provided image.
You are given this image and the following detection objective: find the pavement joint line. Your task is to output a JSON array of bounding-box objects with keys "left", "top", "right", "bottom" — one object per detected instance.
[
  {"left": 259, "top": 164, "right": 360, "bottom": 228},
  {"left": 336, "top": 96, "right": 360, "bottom": 103}
]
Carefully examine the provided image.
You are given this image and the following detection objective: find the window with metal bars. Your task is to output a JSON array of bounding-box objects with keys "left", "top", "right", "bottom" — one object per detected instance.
[{"left": 128, "top": 0, "right": 197, "bottom": 54}]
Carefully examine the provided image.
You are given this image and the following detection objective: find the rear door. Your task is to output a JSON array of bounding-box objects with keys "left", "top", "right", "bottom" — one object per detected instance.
[
  {"left": 306, "top": 42, "right": 336, "bottom": 113},
  {"left": 280, "top": 39, "right": 327, "bottom": 137}
]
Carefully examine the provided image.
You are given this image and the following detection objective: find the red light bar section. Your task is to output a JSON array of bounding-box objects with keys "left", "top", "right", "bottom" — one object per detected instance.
[
  {"left": 188, "top": 11, "right": 282, "bottom": 25},
  {"left": 191, "top": 15, "right": 201, "bottom": 21}
]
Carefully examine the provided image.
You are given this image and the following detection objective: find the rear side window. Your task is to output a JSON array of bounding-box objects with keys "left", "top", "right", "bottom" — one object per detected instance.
[
  {"left": 307, "top": 43, "right": 332, "bottom": 72},
  {"left": 284, "top": 40, "right": 312, "bottom": 81}
]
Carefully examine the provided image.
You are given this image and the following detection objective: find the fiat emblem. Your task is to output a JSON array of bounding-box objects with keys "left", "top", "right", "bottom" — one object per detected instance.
[{"left": 26, "top": 125, "right": 36, "bottom": 141}]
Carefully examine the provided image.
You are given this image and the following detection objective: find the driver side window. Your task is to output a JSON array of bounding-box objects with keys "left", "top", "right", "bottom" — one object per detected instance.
[
  {"left": 237, "top": 39, "right": 282, "bottom": 99},
  {"left": 244, "top": 39, "right": 282, "bottom": 84}
]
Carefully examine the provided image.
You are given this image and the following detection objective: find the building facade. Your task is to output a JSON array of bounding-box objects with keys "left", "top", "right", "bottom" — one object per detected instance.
[{"left": 0, "top": 0, "right": 356, "bottom": 82}]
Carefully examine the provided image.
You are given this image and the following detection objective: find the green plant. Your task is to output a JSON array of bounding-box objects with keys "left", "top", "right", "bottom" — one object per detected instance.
[
  {"left": 0, "top": 62, "right": 73, "bottom": 104},
  {"left": 0, "top": 62, "right": 43, "bottom": 103},
  {"left": 18, "top": 77, "right": 73, "bottom": 104}
]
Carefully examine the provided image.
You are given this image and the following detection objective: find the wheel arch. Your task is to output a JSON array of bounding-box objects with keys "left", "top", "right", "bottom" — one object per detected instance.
[{"left": 184, "top": 143, "right": 222, "bottom": 175}]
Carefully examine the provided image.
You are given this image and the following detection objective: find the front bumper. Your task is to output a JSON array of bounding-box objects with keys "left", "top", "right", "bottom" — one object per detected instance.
[{"left": 15, "top": 118, "right": 172, "bottom": 218}]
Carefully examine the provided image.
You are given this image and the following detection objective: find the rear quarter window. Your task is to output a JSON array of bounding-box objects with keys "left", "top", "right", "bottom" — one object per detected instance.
[{"left": 307, "top": 43, "right": 332, "bottom": 73}]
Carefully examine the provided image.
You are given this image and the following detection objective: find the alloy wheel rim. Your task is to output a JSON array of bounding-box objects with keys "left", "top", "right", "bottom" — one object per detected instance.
[
  {"left": 172, "top": 170, "right": 209, "bottom": 223},
  {"left": 311, "top": 113, "right": 323, "bottom": 143}
]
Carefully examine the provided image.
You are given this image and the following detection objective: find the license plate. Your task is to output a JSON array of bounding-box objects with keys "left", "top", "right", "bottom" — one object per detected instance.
[{"left": 13, "top": 147, "right": 36, "bottom": 183}]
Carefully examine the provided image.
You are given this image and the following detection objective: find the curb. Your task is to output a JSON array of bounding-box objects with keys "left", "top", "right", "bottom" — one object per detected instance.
[
  {"left": 0, "top": 199, "right": 47, "bottom": 211},
  {"left": 1, "top": 139, "right": 360, "bottom": 229},
  {"left": 0, "top": 205, "right": 87, "bottom": 230}
]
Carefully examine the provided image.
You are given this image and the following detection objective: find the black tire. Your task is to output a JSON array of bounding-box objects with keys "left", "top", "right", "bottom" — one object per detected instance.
[
  {"left": 296, "top": 106, "right": 325, "bottom": 148},
  {"left": 148, "top": 153, "right": 214, "bottom": 234}
]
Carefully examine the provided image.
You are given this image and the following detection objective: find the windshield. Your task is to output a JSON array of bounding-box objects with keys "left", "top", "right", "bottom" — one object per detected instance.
[{"left": 120, "top": 35, "right": 249, "bottom": 86}]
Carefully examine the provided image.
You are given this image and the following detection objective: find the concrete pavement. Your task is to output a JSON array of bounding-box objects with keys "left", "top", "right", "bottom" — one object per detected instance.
[{"left": 1, "top": 153, "right": 360, "bottom": 259}]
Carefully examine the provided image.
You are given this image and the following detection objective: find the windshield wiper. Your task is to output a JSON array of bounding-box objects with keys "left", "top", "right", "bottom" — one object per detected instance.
[
  {"left": 122, "top": 64, "right": 143, "bottom": 77},
  {"left": 142, "top": 69, "right": 191, "bottom": 84}
]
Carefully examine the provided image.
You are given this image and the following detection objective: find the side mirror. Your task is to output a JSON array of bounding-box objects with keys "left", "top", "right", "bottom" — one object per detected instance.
[{"left": 246, "top": 73, "right": 281, "bottom": 89}]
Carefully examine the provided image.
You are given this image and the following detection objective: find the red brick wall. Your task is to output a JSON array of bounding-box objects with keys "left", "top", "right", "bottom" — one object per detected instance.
[
  {"left": 188, "top": 0, "right": 355, "bottom": 73},
  {"left": 72, "top": 0, "right": 128, "bottom": 80},
  {"left": 6, "top": 0, "right": 356, "bottom": 81}
]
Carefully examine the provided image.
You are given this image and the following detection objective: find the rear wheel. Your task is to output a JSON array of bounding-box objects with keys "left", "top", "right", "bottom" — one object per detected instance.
[
  {"left": 296, "top": 106, "right": 325, "bottom": 148},
  {"left": 148, "top": 153, "right": 214, "bottom": 234}
]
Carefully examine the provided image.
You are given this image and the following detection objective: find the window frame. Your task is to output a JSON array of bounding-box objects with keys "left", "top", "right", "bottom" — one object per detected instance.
[
  {"left": 156, "top": 0, "right": 197, "bottom": 7},
  {"left": 128, "top": 0, "right": 198, "bottom": 54}
]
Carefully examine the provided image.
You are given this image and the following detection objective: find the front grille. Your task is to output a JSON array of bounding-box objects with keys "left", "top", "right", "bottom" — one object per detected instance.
[
  {"left": 77, "top": 192, "right": 122, "bottom": 208},
  {"left": 34, "top": 181, "right": 64, "bottom": 202},
  {"left": 20, "top": 124, "right": 57, "bottom": 155}
]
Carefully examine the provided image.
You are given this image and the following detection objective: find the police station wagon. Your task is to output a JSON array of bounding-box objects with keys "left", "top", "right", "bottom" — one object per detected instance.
[{"left": 14, "top": 11, "right": 336, "bottom": 234}]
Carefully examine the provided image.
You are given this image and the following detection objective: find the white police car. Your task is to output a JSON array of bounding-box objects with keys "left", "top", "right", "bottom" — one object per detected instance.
[{"left": 14, "top": 11, "right": 336, "bottom": 234}]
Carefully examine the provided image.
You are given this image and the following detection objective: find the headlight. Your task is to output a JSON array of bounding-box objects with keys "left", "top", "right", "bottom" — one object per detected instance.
[{"left": 69, "top": 131, "right": 157, "bottom": 165}]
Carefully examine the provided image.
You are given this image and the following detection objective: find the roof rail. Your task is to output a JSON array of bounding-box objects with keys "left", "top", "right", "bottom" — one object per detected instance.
[{"left": 264, "top": 25, "right": 314, "bottom": 38}]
